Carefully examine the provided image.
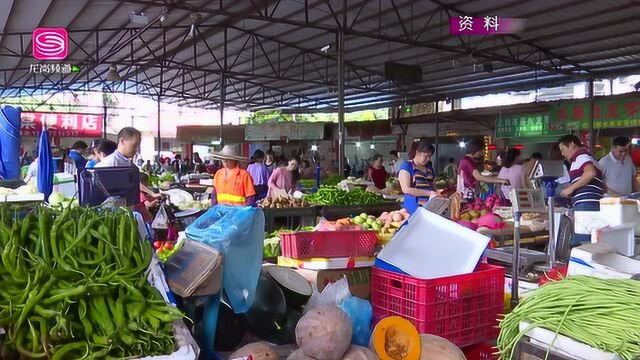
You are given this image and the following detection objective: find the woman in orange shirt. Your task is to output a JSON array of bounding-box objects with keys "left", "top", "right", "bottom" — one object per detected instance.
[{"left": 211, "top": 145, "right": 256, "bottom": 206}]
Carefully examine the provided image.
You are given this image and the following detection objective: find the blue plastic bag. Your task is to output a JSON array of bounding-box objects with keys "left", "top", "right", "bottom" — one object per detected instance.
[
  {"left": 340, "top": 296, "right": 373, "bottom": 346},
  {"left": 186, "top": 205, "right": 265, "bottom": 313}
]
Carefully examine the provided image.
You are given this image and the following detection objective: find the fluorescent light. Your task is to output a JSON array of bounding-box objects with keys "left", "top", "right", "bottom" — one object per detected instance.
[
  {"left": 210, "top": 139, "right": 221, "bottom": 145},
  {"left": 311, "top": 144, "right": 318, "bottom": 151},
  {"left": 459, "top": 141, "right": 466, "bottom": 149},
  {"left": 320, "top": 44, "right": 331, "bottom": 53},
  {"left": 355, "top": 142, "right": 361, "bottom": 148}
]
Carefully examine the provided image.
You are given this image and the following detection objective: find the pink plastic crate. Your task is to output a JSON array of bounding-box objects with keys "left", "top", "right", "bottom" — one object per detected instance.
[
  {"left": 371, "top": 263, "right": 504, "bottom": 348},
  {"left": 464, "top": 343, "right": 498, "bottom": 360},
  {"left": 280, "top": 230, "right": 377, "bottom": 258}
]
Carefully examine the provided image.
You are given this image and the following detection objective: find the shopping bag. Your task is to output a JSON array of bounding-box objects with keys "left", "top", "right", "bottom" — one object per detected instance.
[
  {"left": 185, "top": 205, "right": 265, "bottom": 313},
  {"left": 152, "top": 204, "right": 170, "bottom": 229}
]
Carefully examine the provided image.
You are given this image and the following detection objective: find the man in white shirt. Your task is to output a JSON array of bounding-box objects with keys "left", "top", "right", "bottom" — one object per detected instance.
[
  {"left": 96, "top": 127, "right": 161, "bottom": 200},
  {"left": 599, "top": 136, "right": 639, "bottom": 196}
]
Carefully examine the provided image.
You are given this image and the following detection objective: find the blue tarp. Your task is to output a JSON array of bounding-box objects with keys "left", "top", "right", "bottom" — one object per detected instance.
[
  {"left": 0, "top": 105, "right": 21, "bottom": 179},
  {"left": 185, "top": 205, "right": 265, "bottom": 357},
  {"left": 37, "top": 130, "right": 54, "bottom": 199}
]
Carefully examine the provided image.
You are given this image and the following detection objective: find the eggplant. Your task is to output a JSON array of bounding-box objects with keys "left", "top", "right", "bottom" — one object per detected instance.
[
  {"left": 243, "top": 271, "right": 288, "bottom": 343},
  {"left": 263, "top": 265, "right": 312, "bottom": 309}
]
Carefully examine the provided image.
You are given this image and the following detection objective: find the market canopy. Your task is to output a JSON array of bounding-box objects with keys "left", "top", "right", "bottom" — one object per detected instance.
[{"left": 0, "top": 0, "right": 638, "bottom": 111}]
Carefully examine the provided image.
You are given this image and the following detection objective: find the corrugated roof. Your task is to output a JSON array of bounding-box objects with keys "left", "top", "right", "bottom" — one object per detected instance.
[{"left": 0, "top": 0, "right": 638, "bottom": 111}]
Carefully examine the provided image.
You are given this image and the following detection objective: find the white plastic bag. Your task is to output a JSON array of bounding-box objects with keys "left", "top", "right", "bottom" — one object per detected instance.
[
  {"left": 152, "top": 204, "right": 170, "bottom": 229},
  {"left": 304, "top": 276, "right": 351, "bottom": 313}
]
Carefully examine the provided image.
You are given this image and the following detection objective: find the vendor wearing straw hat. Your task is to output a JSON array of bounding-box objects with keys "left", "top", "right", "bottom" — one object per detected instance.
[{"left": 211, "top": 145, "right": 256, "bottom": 206}]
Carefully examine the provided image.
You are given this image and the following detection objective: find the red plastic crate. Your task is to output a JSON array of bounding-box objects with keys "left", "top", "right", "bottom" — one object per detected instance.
[
  {"left": 371, "top": 263, "right": 504, "bottom": 348},
  {"left": 280, "top": 230, "right": 377, "bottom": 258},
  {"left": 464, "top": 343, "right": 498, "bottom": 360}
]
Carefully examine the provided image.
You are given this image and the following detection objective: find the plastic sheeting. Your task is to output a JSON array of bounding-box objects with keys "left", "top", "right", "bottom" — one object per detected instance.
[
  {"left": 37, "top": 130, "right": 54, "bottom": 199},
  {"left": 185, "top": 205, "right": 265, "bottom": 358},
  {"left": 0, "top": 105, "right": 21, "bottom": 179}
]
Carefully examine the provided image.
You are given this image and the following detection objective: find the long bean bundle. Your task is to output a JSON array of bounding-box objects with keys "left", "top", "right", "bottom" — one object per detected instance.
[
  {"left": 0, "top": 204, "right": 183, "bottom": 359},
  {"left": 497, "top": 276, "right": 640, "bottom": 360}
]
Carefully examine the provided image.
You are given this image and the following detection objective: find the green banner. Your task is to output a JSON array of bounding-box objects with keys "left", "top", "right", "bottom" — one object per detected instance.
[
  {"left": 495, "top": 113, "right": 552, "bottom": 138},
  {"left": 550, "top": 97, "right": 640, "bottom": 130},
  {"left": 496, "top": 96, "right": 640, "bottom": 138}
]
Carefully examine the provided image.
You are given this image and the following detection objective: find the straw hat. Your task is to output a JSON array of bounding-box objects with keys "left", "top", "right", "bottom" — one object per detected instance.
[{"left": 211, "top": 145, "right": 248, "bottom": 161}]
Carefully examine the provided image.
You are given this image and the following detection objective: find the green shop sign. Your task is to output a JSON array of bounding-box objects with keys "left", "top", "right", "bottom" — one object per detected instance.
[
  {"left": 496, "top": 96, "right": 640, "bottom": 138},
  {"left": 495, "top": 114, "right": 552, "bottom": 138}
]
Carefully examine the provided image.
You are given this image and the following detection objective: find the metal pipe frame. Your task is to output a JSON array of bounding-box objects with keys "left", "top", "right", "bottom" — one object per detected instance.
[{"left": 0, "top": 0, "right": 638, "bottom": 113}]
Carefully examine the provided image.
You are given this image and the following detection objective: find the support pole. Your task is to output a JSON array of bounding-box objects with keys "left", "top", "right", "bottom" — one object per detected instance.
[
  {"left": 435, "top": 101, "right": 440, "bottom": 173},
  {"left": 157, "top": 96, "right": 161, "bottom": 160},
  {"left": 220, "top": 26, "right": 227, "bottom": 146},
  {"left": 102, "top": 97, "right": 108, "bottom": 139},
  {"left": 588, "top": 79, "right": 595, "bottom": 153},
  {"left": 337, "top": 2, "right": 346, "bottom": 177}
]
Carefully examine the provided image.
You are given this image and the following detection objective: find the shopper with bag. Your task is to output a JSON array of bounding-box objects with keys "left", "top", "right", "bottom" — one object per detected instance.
[{"left": 211, "top": 145, "right": 256, "bottom": 206}]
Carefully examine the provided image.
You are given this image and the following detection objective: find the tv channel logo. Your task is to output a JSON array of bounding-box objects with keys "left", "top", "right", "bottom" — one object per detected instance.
[{"left": 32, "top": 28, "right": 68, "bottom": 60}]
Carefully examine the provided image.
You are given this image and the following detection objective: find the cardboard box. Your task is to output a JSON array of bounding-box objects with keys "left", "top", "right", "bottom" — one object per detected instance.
[{"left": 295, "top": 267, "right": 371, "bottom": 299}]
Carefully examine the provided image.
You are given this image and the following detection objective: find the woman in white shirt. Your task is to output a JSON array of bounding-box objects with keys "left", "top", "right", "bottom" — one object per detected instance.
[{"left": 498, "top": 148, "right": 524, "bottom": 198}]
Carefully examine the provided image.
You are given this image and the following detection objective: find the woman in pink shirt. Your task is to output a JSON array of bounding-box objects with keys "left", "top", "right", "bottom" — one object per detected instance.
[
  {"left": 267, "top": 157, "right": 300, "bottom": 198},
  {"left": 457, "top": 140, "right": 508, "bottom": 196},
  {"left": 498, "top": 148, "right": 525, "bottom": 198}
]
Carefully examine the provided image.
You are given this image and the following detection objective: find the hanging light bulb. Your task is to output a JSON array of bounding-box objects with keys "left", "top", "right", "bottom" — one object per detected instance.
[
  {"left": 355, "top": 142, "right": 361, "bottom": 148},
  {"left": 370, "top": 144, "right": 375, "bottom": 150},
  {"left": 311, "top": 144, "right": 318, "bottom": 151},
  {"left": 459, "top": 141, "right": 466, "bottom": 149}
]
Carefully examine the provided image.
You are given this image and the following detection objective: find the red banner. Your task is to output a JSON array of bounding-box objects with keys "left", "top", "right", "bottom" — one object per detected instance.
[{"left": 20, "top": 112, "right": 104, "bottom": 138}]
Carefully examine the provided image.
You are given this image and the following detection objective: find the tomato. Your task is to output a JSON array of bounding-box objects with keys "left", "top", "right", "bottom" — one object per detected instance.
[
  {"left": 153, "top": 241, "right": 163, "bottom": 250},
  {"left": 164, "top": 242, "right": 174, "bottom": 251}
]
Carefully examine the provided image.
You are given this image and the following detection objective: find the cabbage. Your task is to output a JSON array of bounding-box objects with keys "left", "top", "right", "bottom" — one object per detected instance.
[{"left": 48, "top": 192, "right": 66, "bottom": 206}]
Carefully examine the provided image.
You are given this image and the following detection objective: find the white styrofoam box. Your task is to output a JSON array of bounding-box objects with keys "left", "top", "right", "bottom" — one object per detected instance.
[
  {"left": 377, "top": 207, "right": 490, "bottom": 279},
  {"left": 504, "top": 277, "right": 538, "bottom": 299},
  {"left": 600, "top": 198, "right": 640, "bottom": 232},
  {"left": 520, "top": 321, "right": 621, "bottom": 360},
  {"left": 574, "top": 211, "right": 608, "bottom": 235},
  {"left": 568, "top": 243, "right": 640, "bottom": 279},
  {"left": 591, "top": 226, "right": 635, "bottom": 256}
]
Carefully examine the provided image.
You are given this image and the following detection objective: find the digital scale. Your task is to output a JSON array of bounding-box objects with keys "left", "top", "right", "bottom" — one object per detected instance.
[{"left": 486, "top": 160, "right": 568, "bottom": 307}]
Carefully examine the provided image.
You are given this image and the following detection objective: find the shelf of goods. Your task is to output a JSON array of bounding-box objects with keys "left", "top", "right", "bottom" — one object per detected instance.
[{"left": 320, "top": 202, "right": 401, "bottom": 221}]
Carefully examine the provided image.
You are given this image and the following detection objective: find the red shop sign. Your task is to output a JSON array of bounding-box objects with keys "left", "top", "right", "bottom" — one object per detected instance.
[{"left": 20, "top": 112, "right": 104, "bottom": 138}]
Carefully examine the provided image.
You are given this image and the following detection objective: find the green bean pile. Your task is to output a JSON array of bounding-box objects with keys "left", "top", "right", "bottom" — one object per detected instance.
[
  {"left": 498, "top": 276, "right": 640, "bottom": 360},
  {"left": 306, "top": 188, "right": 385, "bottom": 206},
  {"left": 0, "top": 204, "right": 183, "bottom": 359}
]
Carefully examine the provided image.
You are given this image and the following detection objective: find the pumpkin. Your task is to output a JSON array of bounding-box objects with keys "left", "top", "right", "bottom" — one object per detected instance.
[
  {"left": 370, "top": 316, "right": 421, "bottom": 360},
  {"left": 419, "top": 334, "right": 465, "bottom": 360},
  {"left": 287, "top": 349, "right": 316, "bottom": 360},
  {"left": 228, "top": 342, "right": 278, "bottom": 360},
  {"left": 295, "top": 305, "right": 353, "bottom": 360},
  {"left": 341, "top": 345, "right": 378, "bottom": 360}
]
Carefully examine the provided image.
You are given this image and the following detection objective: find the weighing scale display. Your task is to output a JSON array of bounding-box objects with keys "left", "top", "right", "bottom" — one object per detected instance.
[{"left": 510, "top": 189, "right": 545, "bottom": 213}]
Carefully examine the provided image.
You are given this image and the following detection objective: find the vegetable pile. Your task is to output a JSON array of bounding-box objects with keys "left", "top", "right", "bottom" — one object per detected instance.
[
  {"left": 306, "top": 188, "right": 385, "bottom": 206},
  {"left": 498, "top": 276, "right": 640, "bottom": 360},
  {"left": 0, "top": 204, "right": 183, "bottom": 359},
  {"left": 259, "top": 195, "right": 310, "bottom": 209}
]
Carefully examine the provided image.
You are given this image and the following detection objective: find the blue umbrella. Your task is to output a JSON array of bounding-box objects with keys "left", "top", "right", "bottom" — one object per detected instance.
[
  {"left": 0, "top": 105, "right": 21, "bottom": 179},
  {"left": 37, "top": 130, "right": 54, "bottom": 199}
]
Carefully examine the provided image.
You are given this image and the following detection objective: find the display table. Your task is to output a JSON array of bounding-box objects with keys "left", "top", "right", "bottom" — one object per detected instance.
[
  {"left": 262, "top": 206, "right": 319, "bottom": 232},
  {"left": 320, "top": 202, "right": 401, "bottom": 220},
  {"left": 478, "top": 226, "right": 549, "bottom": 247}
]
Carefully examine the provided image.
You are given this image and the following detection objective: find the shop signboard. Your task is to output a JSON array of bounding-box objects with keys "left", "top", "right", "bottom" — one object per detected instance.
[
  {"left": 550, "top": 97, "right": 640, "bottom": 130},
  {"left": 496, "top": 96, "right": 640, "bottom": 138},
  {"left": 20, "top": 112, "right": 103, "bottom": 138},
  {"left": 245, "top": 123, "right": 324, "bottom": 141},
  {"left": 495, "top": 113, "right": 552, "bottom": 138}
]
